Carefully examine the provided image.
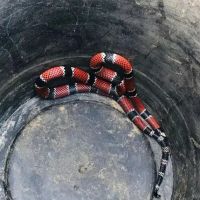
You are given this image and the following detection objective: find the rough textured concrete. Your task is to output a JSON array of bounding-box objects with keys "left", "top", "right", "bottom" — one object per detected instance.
[
  {"left": 0, "top": 0, "right": 200, "bottom": 199},
  {"left": 7, "top": 100, "right": 154, "bottom": 200},
  {"left": 0, "top": 95, "right": 173, "bottom": 200}
]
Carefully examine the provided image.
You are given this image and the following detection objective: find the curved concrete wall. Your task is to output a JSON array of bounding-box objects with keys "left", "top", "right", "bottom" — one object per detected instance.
[{"left": 0, "top": 0, "right": 200, "bottom": 199}]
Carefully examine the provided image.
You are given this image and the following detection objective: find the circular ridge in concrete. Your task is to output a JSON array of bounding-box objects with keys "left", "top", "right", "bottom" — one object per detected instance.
[{"left": 5, "top": 99, "right": 155, "bottom": 200}]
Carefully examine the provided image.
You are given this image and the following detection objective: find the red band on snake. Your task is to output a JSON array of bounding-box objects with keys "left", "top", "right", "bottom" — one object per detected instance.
[{"left": 35, "top": 52, "right": 170, "bottom": 199}]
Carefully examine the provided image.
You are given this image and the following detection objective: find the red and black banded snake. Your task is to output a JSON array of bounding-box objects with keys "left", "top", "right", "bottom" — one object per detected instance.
[{"left": 35, "top": 52, "right": 170, "bottom": 199}]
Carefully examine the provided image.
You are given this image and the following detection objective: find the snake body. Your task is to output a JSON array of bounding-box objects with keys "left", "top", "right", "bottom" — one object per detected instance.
[{"left": 35, "top": 52, "right": 170, "bottom": 199}]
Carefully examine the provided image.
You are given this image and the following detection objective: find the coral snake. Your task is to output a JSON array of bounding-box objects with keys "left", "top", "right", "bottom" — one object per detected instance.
[{"left": 35, "top": 52, "right": 170, "bottom": 199}]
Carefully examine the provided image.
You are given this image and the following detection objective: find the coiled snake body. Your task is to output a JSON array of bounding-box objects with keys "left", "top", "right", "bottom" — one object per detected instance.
[{"left": 35, "top": 52, "right": 170, "bottom": 199}]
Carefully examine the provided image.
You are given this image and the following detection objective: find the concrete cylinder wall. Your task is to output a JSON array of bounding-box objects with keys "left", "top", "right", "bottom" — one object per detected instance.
[{"left": 0, "top": 1, "right": 200, "bottom": 199}]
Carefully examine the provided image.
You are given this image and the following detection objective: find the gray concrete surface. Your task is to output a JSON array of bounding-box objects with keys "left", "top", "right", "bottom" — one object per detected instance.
[
  {"left": 0, "top": 94, "right": 173, "bottom": 200},
  {"left": 0, "top": 0, "right": 200, "bottom": 199},
  {"left": 7, "top": 98, "right": 155, "bottom": 200}
]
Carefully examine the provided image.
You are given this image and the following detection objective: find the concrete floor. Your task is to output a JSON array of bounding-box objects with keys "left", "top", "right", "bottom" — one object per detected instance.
[{"left": 0, "top": 94, "right": 173, "bottom": 200}]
